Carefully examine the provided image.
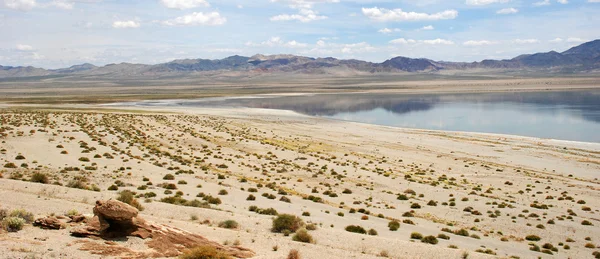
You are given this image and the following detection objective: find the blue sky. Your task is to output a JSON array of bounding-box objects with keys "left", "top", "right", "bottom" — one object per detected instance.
[{"left": 1, "top": 0, "right": 599, "bottom": 68}]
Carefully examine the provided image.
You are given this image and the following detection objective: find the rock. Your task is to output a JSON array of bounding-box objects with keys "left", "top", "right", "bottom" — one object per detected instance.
[
  {"left": 68, "top": 215, "right": 87, "bottom": 223},
  {"left": 33, "top": 217, "right": 65, "bottom": 230},
  {"left": 93, "top": 200, "right": 138, "bottom": 222}
]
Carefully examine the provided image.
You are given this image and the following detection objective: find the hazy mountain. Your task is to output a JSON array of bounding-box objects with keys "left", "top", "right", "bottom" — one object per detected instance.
[{"left": 1, "top": 39, "right": 599, "bottom": 78}]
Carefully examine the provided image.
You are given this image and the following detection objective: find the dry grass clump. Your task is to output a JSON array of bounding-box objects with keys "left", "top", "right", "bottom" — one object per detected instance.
[
  {"left": 292, "top": 228, "right": 314, "bottom": 243},
  {"left": 2, "top": 217, "right": 25, "bottom": 232},
  {"left": 272, "top": 214, "right": 304, "bottom": 233},
  {"left": 9, "top": 209, "right": 34, "bottom": 223},
  {"left": 179, "top": 245, "right": 231, "bottom": 259},
  {"left": 287, "top": 249, "right": 300, "bottom": 259},
  {"left": 218, "top": 220, "right": 239, "bottom": 229},
  {"left": 116, "top": 190, "right": 144, "bottom": 211},
  {"left": 30, "top": 172, "right": 49, "bottom": 184}
]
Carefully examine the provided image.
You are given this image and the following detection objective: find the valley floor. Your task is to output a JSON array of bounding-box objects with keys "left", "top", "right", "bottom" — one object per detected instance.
[{"left": 0, "top": 105, "right": 599, "bottom": 259}]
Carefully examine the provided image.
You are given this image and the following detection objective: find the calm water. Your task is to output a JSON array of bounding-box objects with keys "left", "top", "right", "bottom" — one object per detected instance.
[{"left": 126, "top": 90, "right": 600, "bottom": 143}]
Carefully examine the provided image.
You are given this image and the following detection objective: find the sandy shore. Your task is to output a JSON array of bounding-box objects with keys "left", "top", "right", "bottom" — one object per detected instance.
[{"left": 0, "top": 104, "right": 599, "bottom": 259}]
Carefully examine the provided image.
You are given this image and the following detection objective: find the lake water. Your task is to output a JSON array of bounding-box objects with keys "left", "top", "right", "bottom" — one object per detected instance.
[{"left": 126, "top": 90, "right": 600, "bottom": 143}]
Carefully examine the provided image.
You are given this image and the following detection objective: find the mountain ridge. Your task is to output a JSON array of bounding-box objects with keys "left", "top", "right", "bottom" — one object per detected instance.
[{"left": 1, "top": 39, "right": 599, "bottom": 78}]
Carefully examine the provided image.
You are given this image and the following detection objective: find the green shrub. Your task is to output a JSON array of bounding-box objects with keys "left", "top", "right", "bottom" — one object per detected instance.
[
  {"left": 368, "top": 229, "right": 378, "bottom": 236},
  {"left": 345, "top": 225, "right": 367, "bottom": 234},
  {"left": 526, "top": 235, "right": 541, "bottom": 241},
  {"left": 163, "top": 174, "right": 175, "bottom": 180},
  {"left": 9, "top": 209, "right": 34, "bottom": 223},
  {"left": 30, "top": 172, "right": 49, "bottom": 184},
  {"left": 179, "top": 245, "right": 232, "bottom": 259},
  {"left": 117, "top": 190, "right": 144, "bottom": 211},
  {"left": 272, "top": 214, "right": 303, "bottom": 233},
  {"left": 388, "top": 220, "right": 400, "bottom": 231},
  {"left": 246, "top": 194, "right": 256, "bottom": 201},
  {"left": 454, "top": 229, "right": 469, "bottom": 236},
  {"left": 292, "top": 229, "right": 314, "bottom": 243},
  {"left": 422, "top": 235, "right": 439, "bottom": 244},
  {"left": 218, "top": 220, "right": 239, "bottom": 229},
  {"left": 410, "top": 232, "right": 423, "bottom": 240},
  {"left": 2, "top": 217, "right": 25, "bottom": 232},
  {"left": 438, "top": 233, "right": 450, "bottom": 240}
]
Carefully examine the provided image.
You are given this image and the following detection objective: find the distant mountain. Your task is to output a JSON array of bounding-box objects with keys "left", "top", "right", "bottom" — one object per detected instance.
[{"left": 1, "top": 39, "right": 599, "bottom": 78}]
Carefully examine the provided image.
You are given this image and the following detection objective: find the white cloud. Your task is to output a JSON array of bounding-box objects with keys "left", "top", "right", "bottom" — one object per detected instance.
[
  {"left": 557, "top": 0, "right": 568, "bottom": 4},
  {"left": 362, "top": 7, "right": 458, "bottom": 22},
  {"left": 496, "top": 8, "right": 518, "bottom": 14},
  {"left": 389, "top": 38, "right": 416, "bottom": 44},
  {"left": 513, "top": 39, "right": 539, "bottom": 44},
  {"left": 271, "top": 0, "right": 339, "bottom": 9},
  {"left": 549, "top": 38, "right": 563, "bottom": 43},
  {"left": 162, "top": 12, "right": 226, "bottom": 26},
  {"left": 340, "top": 42, "right": 375, "bottom": 54},
  {"left": 378, "top": 28, "right": 401, "bottom": 34},
  {"left": 389, "top": 38, "right": 453, "bottom": 45},
  {"left": 16, "top": 44, "right": 33, "bottom": 51},
  {"left": 4, "top": 0, "right": 36, "bottom": 11},
  {"left": 112, "top": 20, "right": 140, "bottom": 29},
  {"left": 421, "top": 25, "right": 434, "bottom": 30},
  {"left": 270, "top": 9, "right": 327, "bottom": 22},
  {"left": 589, "top": 0, "right": 600, "bottom": 2},
  {"left": 246, "top": 37, "right": 308, "bottom": 48},
  {"left": 50, "top": 0, "right": 73, "bottom": 9},
  {"left": 423, "top": 39, "right": 454, "bottom": 45},
  {"left": 160, "top": 0, "right": 209, "bottom": 9},
  {"left": 533, "top": 0, "right": 550, "bottom": 6},
  {"left": 466, "top": 0, "right": 510, "bottom": 5},
  {"left": 463, "top": 40, "right": 496, "bottom": 46}
]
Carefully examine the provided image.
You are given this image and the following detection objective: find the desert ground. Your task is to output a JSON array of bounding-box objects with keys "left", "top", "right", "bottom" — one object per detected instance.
[{"left": 0, "top": 78, "right": 599, "bottom": 259}]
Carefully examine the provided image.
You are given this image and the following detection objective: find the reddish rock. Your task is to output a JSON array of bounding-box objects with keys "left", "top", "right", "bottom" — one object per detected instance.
[{"left": 33, "top": 217, "right": 65, "bottom": 230}]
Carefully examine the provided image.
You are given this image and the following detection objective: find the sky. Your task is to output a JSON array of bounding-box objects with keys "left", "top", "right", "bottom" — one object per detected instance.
[{"left": 1, "top": 0, "right": 600, "bottom": 69}]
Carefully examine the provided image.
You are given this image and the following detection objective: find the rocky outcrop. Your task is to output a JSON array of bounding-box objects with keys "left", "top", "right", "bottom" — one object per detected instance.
[
  {"left": 71, "top": 200, "right": 255, "bottom": 258},
  {"left": 33, "top": 217, "right": 65, "bottom": 230}
]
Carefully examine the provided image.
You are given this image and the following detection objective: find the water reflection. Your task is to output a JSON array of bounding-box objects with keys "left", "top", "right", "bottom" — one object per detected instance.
[{"left": 133, "top": 90, "right": 600, "bottom": 143}]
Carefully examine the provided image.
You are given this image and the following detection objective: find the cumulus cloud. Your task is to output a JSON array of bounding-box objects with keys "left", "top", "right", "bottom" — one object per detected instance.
[
  {"left": 378, "top": 28, "right": 401, "bottom": 34},
  {"left": 496, "top": 8, "right": 518, "bottom": 14},
  {"left": 271, "top": 0, "right": 339, "bottom": 9},
  {"left": 389, "top": 38, "right": 453, "bottom": 45},
  {"left": 567, "top": 37, "right": 585, "bottom": 43},
  {"left": 466, "top": 0, "right": 510, "bottom": 5},
  {"left": 3, "top": 0, "right": 37, "bottom": 11},
  {"left": 160, "top": 0, "right": 209, "bottom": 9},
  {"left": 362, "top": 7, "right": 458, "bottom": 22},
  {"left": 549, "top": 38, "right": 563, "bottom": 43},
  {"left": 270, "top": 9, "right": 327, "bottom": 22},
  {"left": 112, "top": 20, "right": 141, "bottom": 29},
  {"left": 463, "top": 40, "right": 496, "bottom": 46},
  {"left": 557, "top": 0, "right": 568, "bottom": 4},
  {"left": 421, "top": 25, "right": 434, "bottom": 30},
  {"left": 246, "top": 36, "right": 308, "bottom": 48},
  {"left": 162, "top": 12, "right": 226, "bottom": 26},
  {"left": 16, "top": 44, "right": 33, "bottom": 51},
  {"left": 513, "top": 39, "right": 539, "bottom": 44},
  {"left": 533, "top": 0, "right": 550, "bottom": 6},
  {"left": 50, "top": 0, "right": 74, "bottom": 9}
]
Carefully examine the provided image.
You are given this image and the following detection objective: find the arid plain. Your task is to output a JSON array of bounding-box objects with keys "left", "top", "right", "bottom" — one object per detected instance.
[{"left": 0, "top": 76, "right": 599, "bottom": 259}]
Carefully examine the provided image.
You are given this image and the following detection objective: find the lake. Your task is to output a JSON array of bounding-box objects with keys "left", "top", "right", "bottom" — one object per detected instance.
[{"left": 125, "top": 90, "right": 600, "bottom": 143}]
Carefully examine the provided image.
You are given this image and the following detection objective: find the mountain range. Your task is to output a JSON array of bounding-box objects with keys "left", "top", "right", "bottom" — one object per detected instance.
[{"left": 1, "top": 39, "right": 599, "bottom": 79}]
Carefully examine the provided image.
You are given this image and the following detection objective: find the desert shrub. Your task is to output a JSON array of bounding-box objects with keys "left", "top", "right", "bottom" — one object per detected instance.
[
  {"left": 342, "top": 189, "right": 352, "bottom": 194},
  {"left": 280, "top": 196, "right": 291, "bottom": 203},
  {"left": 287, "top": 249, "right": 300, "bottom": 259},
  {"left": 30, "top": 172, "right": 49, "bottom": 184},
  {"left": 66, "top": 209, "right": 79, "bottom": 217},
  {"left": 305, "top": 223, "right": 317, "bottom": 231},
  {"left": 272, "top": 214, "right": 303, "bottom": 233},
  {"left": 397, "top": 194, "right": 408, "bottom": 200},
  {"left": 246, "top": 194, "right": 256, "bottom": 201},
  {"left": 218, "top": 189, "right": 228, "bottom": 195},
  {"left": 388, "top": 220, "right": 400, "bottom": 231},
  {"left": 410, "top": 203, "right": 421, "bottom": 209},
  {"left": 179, "top": 245, "right": 231, "bottom": 259},
  {"left": 402, "top": 219, "right": 415, "bottom": 225},
  {"left": 0, "top": 209, "right": 7, "bottom": 220},
  {"left": 9, "top": 209, "right": 34, "bottom": 223},
  {"left": 410, "top": 232, "right": 423, "bottom": 240},
  {"left": 163, "top": 174, "right": 175, "bottom": 180},
  {"left": 422, "top": 235, "right": 438, "bottom": 244},
  {"left": 218, "top": 220, "right": 239, "bottom": 229},
  {"left": 368, "top": 229, "right": 378, "bottom": 236},
  {"left": 4, "top": 163, "right": 17, "bottom": 168},
  {"left": 438, "top": 233, "right": 450, "bottom": 240},
  {"left": 526, "top": 235, "right": 541, "bottom": 241},
  {"left": 292, "top": 229, "right": 314, "bottom": 243},
  {"left": 345, "top": 225, "right": 367, "bottom": 234},
  {"left": 582, "top": 220, "right": 593, "bottom": 226},
  {"left": 585, "top": 243, "right": 596, "bottom": 248},
  {"left": 454, "top": 229, "right": 469, "bottom": 236},
  {"left": 78, "top": 157, "right": 90, "bottom": 162},
  {"left": 117, "top": 190, "right": 144, "bottom": 211},
  {"left": 2, "top": 217, "right": 25, "bottom": 232},
  {"left": 302, "top": 211, "right": 310, "bottom": 216},
  {"left": 108, "top": 185, "right": 118, "bottom": 191}
]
